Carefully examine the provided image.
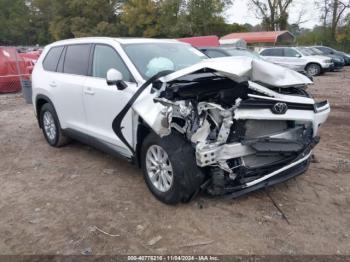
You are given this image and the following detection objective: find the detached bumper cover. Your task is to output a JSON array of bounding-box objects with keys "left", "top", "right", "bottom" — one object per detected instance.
[
  {"left": 221, "top": 138, "right": 318, "bottom": 199},
  {"left": 224, "top": 153, "right": 311, "bottom": 198}
]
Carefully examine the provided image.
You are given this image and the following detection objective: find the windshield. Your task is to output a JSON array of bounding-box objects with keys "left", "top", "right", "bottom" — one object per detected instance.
[
  {"left": 122, "top": 43, "right": 207, "bottom": 79},
  {"left": 224, "top": 48, "right": 262, "bottom": 59},
  {"left": 297, "top": 47, "right": 314, "bottom": 56}
]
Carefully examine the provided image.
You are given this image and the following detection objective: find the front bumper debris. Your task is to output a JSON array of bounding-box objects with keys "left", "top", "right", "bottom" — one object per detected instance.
[
  {"left": 204, "top": 138, "right": 319, "bottom": 198},
  {"left": 224, "top": 153, "right": 311, "bottom": 198}
]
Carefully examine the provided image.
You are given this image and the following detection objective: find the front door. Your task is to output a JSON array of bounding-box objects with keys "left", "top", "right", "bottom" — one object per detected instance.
[{"left": 83, "top": 44, "right": 137, "bottom": 156}]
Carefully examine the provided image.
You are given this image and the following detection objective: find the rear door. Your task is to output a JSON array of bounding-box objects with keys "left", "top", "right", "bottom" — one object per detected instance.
[
  {"left": 260, "top": 48, "right": 284, "bottom": 64},
  {"left": 281, "top": 48, "right": 306, "bottom": 68},
  {"left": 51, "top": 44, "right": 91, "bottom": 131},
  {"left": 82, "top": 44, "right": 136, "bottom": 155}
]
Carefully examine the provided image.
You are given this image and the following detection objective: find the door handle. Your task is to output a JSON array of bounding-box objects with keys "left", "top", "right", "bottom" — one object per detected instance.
[
  {"left": 49, "top": 81, "right": 57, "bottom": 88},
  {"left": 84, "top": 87, "right": 95, "bottom": 95}
]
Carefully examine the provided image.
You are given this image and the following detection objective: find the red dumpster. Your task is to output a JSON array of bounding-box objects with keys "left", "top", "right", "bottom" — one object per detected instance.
[{"left": 0, "top": 47, "right": 29, "bottom": 93}]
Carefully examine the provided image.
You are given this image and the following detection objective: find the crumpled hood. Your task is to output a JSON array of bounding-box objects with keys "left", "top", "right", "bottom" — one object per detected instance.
[{"left": 160, "top": 57, "right": 313, "bottom": 87}]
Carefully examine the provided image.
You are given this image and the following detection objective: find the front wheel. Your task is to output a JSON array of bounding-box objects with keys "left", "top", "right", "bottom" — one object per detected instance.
[
  {"left": 141, "top": 133, "right": 205, "bottom": 205},
  {"left": 306, "top": 63, "right": 322, "bottom": 76}
]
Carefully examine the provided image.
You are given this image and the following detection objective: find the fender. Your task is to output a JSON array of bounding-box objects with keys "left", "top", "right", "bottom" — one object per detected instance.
[{"left": 112, "top": 70, "right": 173, "bottom": 156}]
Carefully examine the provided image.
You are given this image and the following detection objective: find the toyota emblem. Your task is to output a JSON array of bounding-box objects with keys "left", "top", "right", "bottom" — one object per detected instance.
[{"left": 272, "top": 102, "right": 288, "bottom": 114}]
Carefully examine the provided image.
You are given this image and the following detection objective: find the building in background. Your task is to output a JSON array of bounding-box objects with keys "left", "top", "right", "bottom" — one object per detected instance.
[
  {"left": 221, "top": 31, "right": 295, "bottom": 50},
  {"left": 177, "top": 35, "right": 220, "bottom": 47}
]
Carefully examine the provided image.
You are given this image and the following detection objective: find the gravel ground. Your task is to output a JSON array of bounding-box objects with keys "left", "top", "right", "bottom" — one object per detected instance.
[{"left": 0, "top": 68, "right": 349, "bottom": 255}]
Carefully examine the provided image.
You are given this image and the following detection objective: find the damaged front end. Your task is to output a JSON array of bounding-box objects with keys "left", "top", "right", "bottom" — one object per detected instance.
[{"left": 127, "top": 58, "right": 330, "bottom": 197}]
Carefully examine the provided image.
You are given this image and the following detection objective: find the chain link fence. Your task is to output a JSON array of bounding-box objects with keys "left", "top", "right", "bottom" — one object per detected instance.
[{"left": 0, "top": 46, "right": 36, "bottom": 103}]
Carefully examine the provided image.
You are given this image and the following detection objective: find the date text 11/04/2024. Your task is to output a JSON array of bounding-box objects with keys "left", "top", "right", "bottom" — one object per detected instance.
[{"left": 127, "top": 256, "right": 220, "bottom": 261}]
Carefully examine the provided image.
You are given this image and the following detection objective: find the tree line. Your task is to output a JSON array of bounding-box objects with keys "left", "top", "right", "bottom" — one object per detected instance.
[
  {"left": 0, "top": 0, "right": 349, "bottom": 52},
  {"left": 0, "top": 0, "right": 244, "bottom": 45}
]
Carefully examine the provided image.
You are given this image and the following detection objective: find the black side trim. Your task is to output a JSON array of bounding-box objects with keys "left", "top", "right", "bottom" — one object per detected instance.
[
  {"left": 112, "top": 70, "right": 173, "bottom": 156},
  {"left": 64, "top": 128, "right": 133, "bottom": 162}
]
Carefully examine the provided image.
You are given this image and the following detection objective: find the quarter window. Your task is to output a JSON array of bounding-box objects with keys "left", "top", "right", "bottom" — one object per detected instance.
[
  {"left": 284, "top": 48, "right": 300, "bottom": 57},
  {"left": 204, "top": 50, "right": 227, "bottom": 58},
  {"left": 43, "top": 46, "right": 64, "bottom": 72},
  {"left": 318, "top": 47, "right": 332, "bottom": 54},
  {"left": 92, "top": 45, "right": 132, "bottom": 81},
  {"left": 260, "top": 48, "right": 283, "bottom": 56},
  {"left": 63, "top": 44, "right": 91, "bottom": 75}
]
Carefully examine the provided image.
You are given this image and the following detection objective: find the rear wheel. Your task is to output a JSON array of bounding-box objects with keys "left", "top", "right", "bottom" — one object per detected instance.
[
  {"left": 141, "top": 133, "right": 205, "bottom": 205},
  {"left": 306, "top": 63, "right": 322, "bottom": 76},
  {"left": 39, "top": 103, "right": 70, "bottom": 147}
]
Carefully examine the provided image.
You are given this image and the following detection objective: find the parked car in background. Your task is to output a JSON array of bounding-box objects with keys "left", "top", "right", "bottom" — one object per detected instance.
[
  {"left": 313, "top": 46, "right": 350, "bottom": 66},
  {"left": 338, "top": 51, "right": 350, "bottom": 65},
  {"left": 299, "top": 47, "right": 344, "bottom": 71},
  {"left": 200, "top": 46, "right": 312, "bottom": 80},
  {"left": 32, "top": 37, "right": 329, "bottom": 204},
  {"left": 260, "top": 47, "right": 333, "bottom": 76},
  {"left": 199, "top": 47, "right": 261, "bottom": 60}
]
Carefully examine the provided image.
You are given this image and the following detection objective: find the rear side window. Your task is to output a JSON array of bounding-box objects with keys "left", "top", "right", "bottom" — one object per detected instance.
[
  {"left": 43, "top": 46, "right": 64, "bottom": 72},
  {"left": 317, "top": 47, "right": 332, "bottom": 54},
  {"left": 92, "top": 45, "right": 132, "bottom": 81},
  {"left": 260, "top": 48, "right": 283, "bottom": 56},
  {"left": 63, "top": 44, "right": 91, "bottom": 75}
]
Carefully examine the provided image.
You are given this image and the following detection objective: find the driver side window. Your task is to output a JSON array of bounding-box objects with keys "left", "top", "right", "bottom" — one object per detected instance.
[{"left": 92, "top": 45, "right": 132, "bottom": 82}]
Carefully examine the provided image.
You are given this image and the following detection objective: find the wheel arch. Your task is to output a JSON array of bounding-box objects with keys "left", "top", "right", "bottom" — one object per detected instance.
[
  {"left": 35, "top": 94, "right": 57, "bottom": 128},
  {"left": 305, "top": 62, "right": 322, "bottom": 71}
]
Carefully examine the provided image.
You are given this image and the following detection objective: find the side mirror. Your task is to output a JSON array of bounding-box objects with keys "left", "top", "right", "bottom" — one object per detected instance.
[
  {"left": 106, "top": 69, "right": 127, "bottom": 90},
  {"left": 296, "top": 54, "right": 302, "bottom": 58}
]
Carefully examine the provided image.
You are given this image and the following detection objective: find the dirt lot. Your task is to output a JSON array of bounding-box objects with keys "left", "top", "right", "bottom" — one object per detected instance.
[{"left": 0, "top": 68, "right": 349, "bottom": 256}]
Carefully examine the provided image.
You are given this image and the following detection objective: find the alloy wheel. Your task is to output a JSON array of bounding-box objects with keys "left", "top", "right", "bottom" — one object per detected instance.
[
  {"left": 145, "top": 145, "right": 174, "bottom": 192},
  {"left": 43, "top": 111, "right": 56, "bottom": 141}
]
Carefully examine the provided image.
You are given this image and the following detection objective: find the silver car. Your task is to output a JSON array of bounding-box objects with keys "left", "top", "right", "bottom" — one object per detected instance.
[{"left": 260, "top": 47, "right": 334, "bottom": 76}]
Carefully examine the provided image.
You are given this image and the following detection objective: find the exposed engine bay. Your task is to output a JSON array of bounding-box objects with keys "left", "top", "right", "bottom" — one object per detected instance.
[{"left": 119, "top": 58, "right": 330, "bottom": 197}]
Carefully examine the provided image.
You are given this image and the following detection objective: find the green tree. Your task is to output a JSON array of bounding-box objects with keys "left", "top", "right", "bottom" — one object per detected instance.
[
  {"left": 0, "top": 0, "right": 31, "bottom": 45},
  {"left": 249, "top": 0, "right": 294, "bottom": 31},
  {"left": 30, "top": 0, "right": 125, "bottom": 41},
  {"left": 157, "top": 0, "right": 187, "bottom": 37},
  {"left": 121, "top": 0, "right": 161, "bottom": 37},
  {"left": 186, "top": 0, "right": 232, "bottom": 36}
]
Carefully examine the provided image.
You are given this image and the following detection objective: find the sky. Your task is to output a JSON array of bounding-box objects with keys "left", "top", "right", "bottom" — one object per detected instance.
[{"left": 225, "top": 0, "right": 321, "bottom": 29}]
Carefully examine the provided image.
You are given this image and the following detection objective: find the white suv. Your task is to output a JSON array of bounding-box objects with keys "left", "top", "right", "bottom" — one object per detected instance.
[
  {"left": 260, "top": 47, "right": 334, "bottom": 76},
  {"left": 32, "top": 37, "right": 330, "bottom": 204}
]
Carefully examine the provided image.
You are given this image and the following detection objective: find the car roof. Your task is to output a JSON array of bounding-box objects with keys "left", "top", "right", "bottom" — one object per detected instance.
[
  {"left": 261, "top": 46, "right": 294, "bottom": 50},
  {"left": 48, "top": 37, "right": 187, "bottom": 47},
  {"left": 198, "top": 47, "right": 221, "bottom": 50},
  {"left": 313, "top": 45, "right": 334, "bottom": 50},
  {"left": 200, "top": 46, "right": 247, "bottom": 50}
]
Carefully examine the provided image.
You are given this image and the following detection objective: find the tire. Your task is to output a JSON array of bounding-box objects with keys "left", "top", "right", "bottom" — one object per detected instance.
[
  {"left": 306, "top": 63, "right": 322, "bottom": 76},
  {"left": 141, "top": 133, "right": 206, "bottom": 205},
  {"left": 39, "top": 103, "right": 70, "bottom": 147}
]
